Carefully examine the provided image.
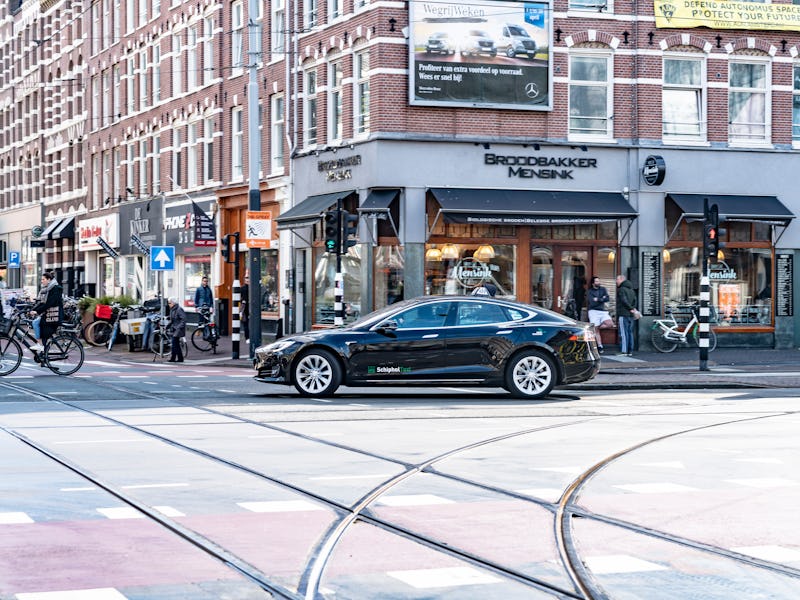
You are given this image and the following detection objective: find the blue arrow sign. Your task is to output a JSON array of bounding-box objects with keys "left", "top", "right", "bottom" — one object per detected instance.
[
  {"left": 8, "top": 251, "right": 20, "bottom": 268},
  {"left": 149, "top": 246, "right": 175, "bottom": 271}
]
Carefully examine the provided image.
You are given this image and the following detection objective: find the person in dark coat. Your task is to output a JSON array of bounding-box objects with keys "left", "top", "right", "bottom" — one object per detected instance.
[
  {"left": 167, "top": 297, "right": 186, "bottom": 362},
  {"left": 194, "top": 275, "right": 214, "bottom": 308},
  {"left": 30, "top": 272, "right": 63, "bottom": 351},
  {"left": 616, "top": 274, "right": 637, "bottom": 356}
]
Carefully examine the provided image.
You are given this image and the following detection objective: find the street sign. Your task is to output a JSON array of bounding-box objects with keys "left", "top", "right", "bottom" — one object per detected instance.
[
  {"left": 8, "top": 251, "right": 20, "bottom": 268},
  {"left": 130, "top": 234, "right": 150, "bottom": 256},
  {"left": 31, "top": 225, "right": 43, "bottom": 238},
  {"left": 96, "top": 236, "right": 120, "bottom": 258},
  {"left": 245, "top": 210, "right": 273, "bottom": 249},
  {"left": 150, "top": 246, "right": 176, "bottom": 271}
]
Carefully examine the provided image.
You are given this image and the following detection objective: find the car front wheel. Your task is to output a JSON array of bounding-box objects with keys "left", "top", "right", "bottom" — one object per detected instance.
[
  {"left": 292, "top": 349, "right": 342, "bottom": 397},
  {"left": 505, "top": 350, "right": 556, "bottom": 398},
  {"left": 506, "top": 48, "right": 516, "bottom": 58}
]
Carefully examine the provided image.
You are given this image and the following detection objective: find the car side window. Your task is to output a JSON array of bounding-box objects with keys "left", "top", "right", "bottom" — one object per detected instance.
[
  {"left": 505, "top": 308, "right": 528, "bottom": 321},
  {"left": 394, "top": 303, "right": 450, "bottom": 329},
  {"left": 455, "top": 302, "right": 508, "bottom": 326}
]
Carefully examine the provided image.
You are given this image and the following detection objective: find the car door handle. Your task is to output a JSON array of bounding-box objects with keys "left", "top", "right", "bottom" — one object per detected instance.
[
  {"left": 495, "top": 330, "right": 512, "bottom": 334},
  {"left": 422, "top": 334, "right": 439, "bottom": 338}
]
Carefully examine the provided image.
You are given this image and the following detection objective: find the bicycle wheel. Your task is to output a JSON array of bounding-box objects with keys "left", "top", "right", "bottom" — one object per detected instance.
[
  {"left": 191, "top": 326, "right": 212, "bottom": 352},
  {"left": 650, "top": 325, "right": 678, "bottom": 353},
  {"left": 150, "top": 331, "right": 172, "bottom": 356},
  {"left": 0, "top": 335, "right": 23, "bottom": 376},
  {"left": 84, "top": 321, "right": 112, "bottom": 347},
  {"left": 44, "top": 334, "right": 84, "bottom": 375},
  {"left": 689, "top": 327, "right": 718, "bottom": 352}
]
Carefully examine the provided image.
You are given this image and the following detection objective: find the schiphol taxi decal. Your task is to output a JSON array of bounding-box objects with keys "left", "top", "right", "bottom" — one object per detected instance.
[{"left": 368, "top": 366, "right": 413, "bottom": 374}]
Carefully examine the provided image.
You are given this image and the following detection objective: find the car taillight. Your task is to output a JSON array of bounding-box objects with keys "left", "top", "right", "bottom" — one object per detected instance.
[{"left": 569, "top": 329, "right": 595, "bottom": 342}]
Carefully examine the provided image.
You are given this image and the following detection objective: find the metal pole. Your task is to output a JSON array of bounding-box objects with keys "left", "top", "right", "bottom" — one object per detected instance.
[
  {"left": 247, "top": 0, "right": 262, "bottom": 355},
  {"left": 230, "top": 233, "right": 241, "bottom": 360},
  {"left": 699, "top": 197, "right": 710, "bottom": 371},
  {"left": 334, "top": 199, "right": 344, "bottom": 327}
]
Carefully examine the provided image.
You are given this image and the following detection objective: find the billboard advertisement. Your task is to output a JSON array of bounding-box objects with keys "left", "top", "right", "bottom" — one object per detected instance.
[{"left": 410, "top": 0, "right": 552, "bottom": 110}]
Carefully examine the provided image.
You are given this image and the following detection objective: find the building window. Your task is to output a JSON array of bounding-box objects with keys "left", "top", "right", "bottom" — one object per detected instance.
[
  {"left": 187, "top": 25, "right": 198, "bottom": 91},
  {"left": 424, "top": 244, "right": 516, "bottom": 298},
  {"left": 172, "top": 128, "right": 182, "bottom": 187},
  {"left": 231, "top": 2, "right": 244, "bottom": 75},
  {"left": 794, "top": 66, "right": 800, "bottom": 142},
  {"left": 663, "top": 55, "right": 704, "bottom": 140},
  {"left": 187, "top": 122, "right": 198, "bottom": 187},
  {"left": 328, "top": 60, "right": 343, "bottom": 142},
  {"left": 354, "top": 51, "right": 370, "bottom": 136},
  {"left": 102, "top": 69, "right": 112, "bottom": 126},
  {"left": 729, "top": 59, "right": 769, "bottom": 144},
  {"left": 126, "top": 142, "right": 134, "bottom": 190},
  {"left": 138, "top": 0, "right": 147, "bottom": 27},
  {"left": 112, "top": 65, "right": 121, "bottom": 121},
  {"left": 271, "top": 0, "right": 285, "bottom": 57},
  {"left": 126, "top": 57, "right": 135, "bottom": 114},
  {"left": 570, "top": 0, "right": 611, "bottom": 10},
  {"left": 126, "top": 0, "right": 134, "bottom": 34},
  {"left": 569, "top": 53, "right": 612, "bottom": 138},
  {"left": 152, "top": 135, "right": 160, "bottom": 193},
  {"left": 203, "top": 117, "right": 214, "bottom": 183},
  {"left": 139, "top": 50, "right": 148, "bottom": 108},
  {"left": 314, "top": 247, "right": 361, "bottom": 325},
  {"left": 305, "top": 0, "right": 318, "bottom": 28},
  {"left": 152, "top": 44, "right": 161, "bottom": 104},
  {"left": 231, "top": 107, "right": 243, "bottom": 181},
  {"left": 152, "top": 0, "right": 160, "bottom": 18},
  {"left": 203, "top": 18, "right": 215, "bottom": 85},
  {"left": 271, "top": 95, "right": 284, "bottom": 172},
  {"left": 374, "top": 246, "right": 404, "bottom": 310},
  {"left": 139, "top": 139, "right": 148, "bottom": 195},
  {"left": 329, "top": 0, "right": 342, "bottom": 20},
  {"left": 172, "top": 33, "right": 182, "bottom": 96},
  {"left": 304, "top": 70, "right": 318, "bottom": 146}
]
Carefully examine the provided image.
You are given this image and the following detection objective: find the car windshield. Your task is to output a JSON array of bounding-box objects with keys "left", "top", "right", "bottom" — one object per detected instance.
[
  {"left": 432, "top": 32, "right": 448, "bottom": 39},
  {"left": 348, "top": 298, "right": 419, "bottom": 329},
  {"left": 508, "top": 26, "right": 530, "bottom": 37},
  {"left": 468, "top": 30, "right": 489, "bottom": 37}
]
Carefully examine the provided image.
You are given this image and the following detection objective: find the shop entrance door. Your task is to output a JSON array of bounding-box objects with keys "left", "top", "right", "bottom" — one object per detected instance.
[{"left": 530, "top": 246, "right": 592, "bottom": 318}]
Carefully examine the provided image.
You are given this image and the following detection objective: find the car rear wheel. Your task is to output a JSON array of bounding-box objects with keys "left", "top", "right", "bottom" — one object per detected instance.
[
  {"left": 292, "top": 349, "right": 342, "bottom": 397},
  {"left": 506, "top": 48, "right": 516, "bottom": 58},
  {"left": 505, "top": 350, "right": 556, "bottom": 399}
]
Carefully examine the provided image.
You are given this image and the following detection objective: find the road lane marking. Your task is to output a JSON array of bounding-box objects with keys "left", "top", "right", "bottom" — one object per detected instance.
[
  {"left": 732, "top": 545, "right": 800, "bottom": 562},
  {"left": 637, "top": 461, "right": 685, "bottom": 469},
  {"left": 515, "top": 488, "right": 563, "bottom": 501},
  {"left": 121, "top": 483, "right": 189, "bottom": 490},
  {"left": 238, "top": 500, "right": 325, "bottom": 512},
  {"left": 584, "top": 555, "right": 667, "bottom": 574},
  {"left": 97, "top": 507, "right": 144, "bottom": 519},
  {"left": 16, "top": 588, "right": 129, "bottom": 600},
  {"left": 61, "top": 487, "right": 97, "bottom": 492},
  {"left": 387, "top": 567, "right": 500, "bottom": 589},
  {"left": 50, "top": 391, "right": 79, "bottom": 395},
  {"left": 735, "top": 457, "right": 783, "bottom": 464},
  {"left": 726, "top": 478, "right": 798, "bottom": 488},
  {"left": 613, "top": 482, "right": 699, "bottom": 493},
  {"left": 376, "top": 494, "right": 454, "bottom": 507},
  {"left": 438, "top": 387, "right": 495, "bottom": 394},
  {"left": 54, "top": 439, "right": 151, "bottom": 445},
  {"left": 154, "top": 506, "right": 186, "bottom": 517},
  {"left": 0, "top": 512, "right": 34, "bottom": 524},
  {"left": 310, "top": 474, "right": 396, "bottom": 481},
  {"left": 531, "top": 466, "right": 583, "bottom": 474}
]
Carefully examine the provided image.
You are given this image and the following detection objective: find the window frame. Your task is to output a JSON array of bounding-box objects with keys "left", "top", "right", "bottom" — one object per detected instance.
[
  {"left": 270, "top": 94, "right": 285, "bottom": 173},
  {"left": 728, "top": 55, "right": 771, "bottom": 146},
  {"left": 328, "top": 59, "right": 344, "bottom": 143},
  {"left": 662, "top": 53, "right": 707, "bottom": 143},
  {"left": 304, "top": 69, "right": 318, "bottom": 147},
  {"left": 568, "top": 50, "right": 614, "bottom": 140},
  {"left": 354, "top": 50, "right": 370, "bottom": 137},
  {"left": 231, "top": 106, "right": 244, "bottom": 182},
  {"left": 231, "top": 1, "right": 244, "bottom": 76}
]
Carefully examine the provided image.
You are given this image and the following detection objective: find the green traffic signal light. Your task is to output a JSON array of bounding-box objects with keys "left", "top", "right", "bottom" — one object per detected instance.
[{"left": 324, "top": 210, "right": 340, "bottom": 254}]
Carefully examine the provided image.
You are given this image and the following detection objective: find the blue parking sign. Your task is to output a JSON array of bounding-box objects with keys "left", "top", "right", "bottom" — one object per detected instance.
[
  {"left": 8, "top": 251, "right": 20, "bottom": 268},
  {"left": 149, "top": 246, "right": 176, "bottom": 271}
]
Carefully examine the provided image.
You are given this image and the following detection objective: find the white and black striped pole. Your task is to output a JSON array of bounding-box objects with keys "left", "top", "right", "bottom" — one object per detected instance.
[
  {"left": 334, "top": 200, "right": 344, "bottom": 327},
  {"left": 231, "top": 278, "right": 241, "bottom": 359},
  {"left": 699, "top": 197, "right": 712, "bottom": 371}
]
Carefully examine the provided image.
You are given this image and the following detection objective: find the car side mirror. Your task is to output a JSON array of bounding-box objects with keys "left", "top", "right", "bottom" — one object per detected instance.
[{"left": 376, "top": 319, "right": 398, "bottom": 335}]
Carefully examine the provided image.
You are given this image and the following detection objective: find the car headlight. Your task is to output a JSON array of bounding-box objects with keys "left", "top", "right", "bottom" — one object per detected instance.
[{"left": 262, "top": 339, "right": 297, "bottom": 353}]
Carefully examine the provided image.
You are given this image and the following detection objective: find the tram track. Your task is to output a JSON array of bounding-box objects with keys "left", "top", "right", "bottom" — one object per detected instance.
[{"left": 1, "top": 378, "right": 798, "bottom": 599}]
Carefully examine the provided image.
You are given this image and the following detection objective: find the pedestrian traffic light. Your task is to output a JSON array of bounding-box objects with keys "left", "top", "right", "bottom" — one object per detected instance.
[
  {"left": 341, "top": 211, "right": 359, "bottom": 252},
  {"left": 324, "top": 210, "right": 340, "bottom": 254}
]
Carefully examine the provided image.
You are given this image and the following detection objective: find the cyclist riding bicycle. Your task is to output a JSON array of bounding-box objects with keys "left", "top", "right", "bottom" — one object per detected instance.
[{"left": 30, "top": 272, "right": 63, "bottom": 352}]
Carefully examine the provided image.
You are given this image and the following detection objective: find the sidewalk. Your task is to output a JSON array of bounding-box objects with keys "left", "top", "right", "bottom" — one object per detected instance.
[{"left": 85, "top": 335, "right": 800, "bottom": 390}]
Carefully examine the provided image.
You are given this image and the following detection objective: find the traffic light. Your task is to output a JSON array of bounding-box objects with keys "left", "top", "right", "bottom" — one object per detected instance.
[
  {"left": 222, "top": 232, "right": 239, "bottom": 264},
  {"left": 704, "top": 203, "right": 726, "bottom": 263},
  {"left": 324, "top": 210, "right": 340, "bottom": 254},
  {"left": 341, "top": 211, "right": 359, "bottom": 252}
]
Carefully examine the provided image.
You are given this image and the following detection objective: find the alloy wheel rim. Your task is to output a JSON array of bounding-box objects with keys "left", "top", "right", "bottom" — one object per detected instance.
[
  {"left": 297, "top": 355, "right": 332, "bottom": 393},
  {"left": 513, "top": 356, "right": 551, "bottom": 394}
]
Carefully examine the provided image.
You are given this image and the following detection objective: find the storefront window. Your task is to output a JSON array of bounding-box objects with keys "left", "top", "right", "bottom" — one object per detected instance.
[
  {"left": 102, "top": 257, "right": 116, "bottom": 297},
  {"left": 374, "top": 245, "right": 404, "bottom": 310},
  {"left": 314, "top": 247, "right": 362, "bottom": 325},
  {"left": 184, "top": 255, "right": 211, "bottom": 307},
  {"left": 663, "top": 247, "right": 772, "bottom": 326},
  {"left": 259, "top": 249, "right": 279, "bottom": 313},
  {"left": 424, "top": 243, "right": 516, "bottom": 298}
]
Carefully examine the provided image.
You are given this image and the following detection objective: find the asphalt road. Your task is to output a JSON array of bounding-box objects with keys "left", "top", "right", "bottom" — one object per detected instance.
[{"left": 0, "top": 358, "right": 798, "bottom": 599}]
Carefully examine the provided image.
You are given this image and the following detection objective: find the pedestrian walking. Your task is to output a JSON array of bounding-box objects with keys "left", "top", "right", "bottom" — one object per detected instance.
[
  {"left": 30, "top": 272, "right": 63, "bottom": 351},
  {"left": 167, "top": 297, "right": 186, "bottom": 363},
  {"left": 471, "top": 281, "right": 497, "bottom": 297},
  {"left": 587, "top": 276, "right": 612, "bottom": 353},
  {"left": 616, "top": 274, "right": 637, "bottom": 356},
  {"left": 194, "top": 275, "right": 214, "bottom": 308}
]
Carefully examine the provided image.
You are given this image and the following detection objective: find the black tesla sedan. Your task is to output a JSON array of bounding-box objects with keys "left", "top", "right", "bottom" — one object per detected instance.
[{"left": 253, "top": 296, "right": 600, "bottom": 398}]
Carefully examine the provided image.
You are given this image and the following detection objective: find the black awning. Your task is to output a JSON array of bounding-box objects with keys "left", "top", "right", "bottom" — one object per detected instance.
[
  {"left": 52, "top": 216, "right": 75, "bottom": 240},
  {"left": 276, "top": 190, "right": 355, "bottom": 230},
  {"left": 667, "top": 194, "right": 794, "bottom": 224},
  {"left": 358, "top": 189, "right": 400, "bottom": 215},
  {"left": 429, "top": 188, "right": 637, "bottom": 225},
  {"left": 40, "top": 218, "right": 63, "bottom": 240}
]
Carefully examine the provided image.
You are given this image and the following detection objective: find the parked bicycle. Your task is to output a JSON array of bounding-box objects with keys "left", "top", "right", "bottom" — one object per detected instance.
[
  {"left": 149, "top": 313, "right": 188, "bottom": 359},
  {"left": 0, "top": 309, "right": 84, "bottom": 375},
  {"left": 84, "top": 302, "right": 122, "bottom": 347},
  {"left": 651, "top": 305, "right": 718, "bottom": 353},
  {"left": 191, "top": 306, "right": 218, "bottom": 354}
]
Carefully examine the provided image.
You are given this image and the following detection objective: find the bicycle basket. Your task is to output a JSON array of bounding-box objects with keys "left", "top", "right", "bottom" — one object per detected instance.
[{"left": 95, "top": 304, "right": 113, "bottom": 320}]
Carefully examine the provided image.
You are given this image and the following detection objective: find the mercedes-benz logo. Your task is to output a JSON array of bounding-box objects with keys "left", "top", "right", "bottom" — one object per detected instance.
[{"left": 524, "top": 82, "right": 539, "bottom": 99}]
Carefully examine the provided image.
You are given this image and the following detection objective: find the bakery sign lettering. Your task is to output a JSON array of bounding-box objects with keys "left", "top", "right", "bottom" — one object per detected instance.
[{"left": 318, "top": 155, "right": 362, "bottom": 182}]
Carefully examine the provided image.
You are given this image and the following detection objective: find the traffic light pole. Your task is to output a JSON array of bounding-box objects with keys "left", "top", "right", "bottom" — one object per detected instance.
[
  {"left": 699, "top": 197, "right": 712, "bottom": 371},
  {"left": 334, "top": 199, "right": 344, "bottom": 327},
  {"left": 247, "top": 0, "right": 262, "bottom": 356}
]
